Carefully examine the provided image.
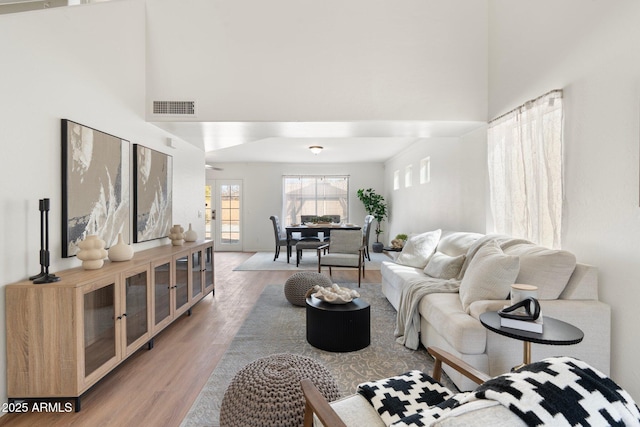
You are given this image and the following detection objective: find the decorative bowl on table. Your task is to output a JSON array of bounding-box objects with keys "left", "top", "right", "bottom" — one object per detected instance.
[{"left": 308, "top": 283, "right": 360, "bottom": 304}]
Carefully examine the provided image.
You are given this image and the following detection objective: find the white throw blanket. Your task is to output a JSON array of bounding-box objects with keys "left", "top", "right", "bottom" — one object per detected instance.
[{"left": 394, "top": 277, "right": 460, "bottom": 350}]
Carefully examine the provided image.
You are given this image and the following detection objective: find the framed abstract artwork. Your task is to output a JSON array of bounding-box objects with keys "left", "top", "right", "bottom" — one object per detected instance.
[
  {"left": 133, "top": 144, "right": 173, "bottom": 243},
  {"left": 61, "top": 119, "right": 130, "bottom": 257}
]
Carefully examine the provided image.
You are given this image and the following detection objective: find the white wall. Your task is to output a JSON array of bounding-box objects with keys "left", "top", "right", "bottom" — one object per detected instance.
[
  {"left": 384, "top": 129, "right": 488, "bottom": 241},
  {"left": 146, "top": 0, "right": 488, "bottom": 122},
  {"left": 207, "top": 162, "right": 384, "bottom": 251},
  {"left": 489, "top": 0, "right": 640, "bottom": 400},
  {"left": 0, "top": 0, "right": 205, "bottom": 409}
]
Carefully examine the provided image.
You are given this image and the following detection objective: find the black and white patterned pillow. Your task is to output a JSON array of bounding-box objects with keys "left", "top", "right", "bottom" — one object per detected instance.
[
  {"left": 357, "top": 370, "right": 454, "bottom": 426},
  {"left": 473, "top": 357, "right": 640, "bottom": 426}
]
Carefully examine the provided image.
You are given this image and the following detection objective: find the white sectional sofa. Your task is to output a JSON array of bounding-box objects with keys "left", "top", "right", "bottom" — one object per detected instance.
[{"left": 381, "top": 230, "right": 611, "bottom": 391}]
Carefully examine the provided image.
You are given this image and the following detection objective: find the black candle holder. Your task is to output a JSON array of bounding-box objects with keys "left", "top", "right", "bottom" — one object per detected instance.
[{"left": 29, "top": 198, "right": 60, "bottom": 284}]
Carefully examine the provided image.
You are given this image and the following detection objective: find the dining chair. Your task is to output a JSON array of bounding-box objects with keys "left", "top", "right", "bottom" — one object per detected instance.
[
  {"left": 362, "top": 215, "right": 374, "bottom": 261},
  {"left": 270, "top": 215, "right": 295, "bottom": 261},
  {"left": 317, "top": 229, "right": 365, "bottom": 286}
]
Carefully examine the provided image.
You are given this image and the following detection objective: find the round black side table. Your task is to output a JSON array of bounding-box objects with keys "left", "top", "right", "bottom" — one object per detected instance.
[
  {"left": 480, "top": 311, "right": 584, "bottom": 370},
  {"left": 306, "top": 295, "right": 370, "bottom": 352}
]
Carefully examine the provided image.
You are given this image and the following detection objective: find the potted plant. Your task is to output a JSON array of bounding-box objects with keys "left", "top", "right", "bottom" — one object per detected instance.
[
  {"left": 391, "top": 233, "right": 408, "bottom": 249},
  {"left": 357, "top": 188, "right": 388, "bottom": 253}
]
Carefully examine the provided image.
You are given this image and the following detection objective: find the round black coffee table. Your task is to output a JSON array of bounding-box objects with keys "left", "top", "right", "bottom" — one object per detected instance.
[
  {"left": 306, "top": 295, "right": 370, "bottom": 352},
  {"left": 480, "top": 311, "right": 584, "bottom": 370}
]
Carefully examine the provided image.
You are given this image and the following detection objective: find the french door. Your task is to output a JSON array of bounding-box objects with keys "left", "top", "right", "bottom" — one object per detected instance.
[{"left": 208, "top": 180, "right": 243, "bottom": 251}]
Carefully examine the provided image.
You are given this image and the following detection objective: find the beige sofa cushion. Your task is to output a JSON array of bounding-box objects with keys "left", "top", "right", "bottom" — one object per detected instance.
[
  {"left": 318, "top": 393, "right": 386, "bottom": 427},
  {"left": 503, "top": 243, "right": 576, "bottom": 300},
  {"left": 424, "top": 252, "right": 466, "bottom": 280},
  {"left": 419, "top": 293, "right": 487, "bottom": 354},
  {"left": 459, "top": 241, "right": 519, "bottom": 312},
  {"left": 436, "top": 231, "right": 484, "bottom": 256},
  {"left": 396, "top": 229, "right": 442, "bottom": 268}
]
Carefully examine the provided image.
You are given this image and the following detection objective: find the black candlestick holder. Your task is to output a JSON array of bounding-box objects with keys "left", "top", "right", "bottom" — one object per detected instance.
[{"left": 29, "top": 198, "right": 60, "bottom": 284}]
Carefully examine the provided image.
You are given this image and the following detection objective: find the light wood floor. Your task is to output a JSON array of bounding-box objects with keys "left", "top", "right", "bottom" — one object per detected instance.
[{"left": 0, "top": 252, "right": 382, "bottom": 427}]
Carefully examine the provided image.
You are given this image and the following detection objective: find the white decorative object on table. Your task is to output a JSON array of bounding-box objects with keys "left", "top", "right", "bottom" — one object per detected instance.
[
  {"left": 77, "top": 235, "right": 108, "bottom": 270},
  {"left": 168, "top": 224, "right": 184, "bottom": 246},
  {"left": 108, "top": 232, "right": 134, "bottom": 261},
  {"left": 311, "top": 283, "right": 360, "bottom": 304},
  {"left": 184, "top": 223, "right": 198, "bottom": 242}
]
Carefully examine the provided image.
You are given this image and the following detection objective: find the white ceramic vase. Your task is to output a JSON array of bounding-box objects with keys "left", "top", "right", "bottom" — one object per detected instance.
[
  {"left": 168, "top": 224, "right": 185, "bottom": 246},
  {"left": 108, "top": 233, "right": 134, "bottom": 262},
  {"left": 184, "top": 223, "right": 198, "bottom": 242},
  {"left": 77, "top": 235, "right": 108, "bottom": 270}
]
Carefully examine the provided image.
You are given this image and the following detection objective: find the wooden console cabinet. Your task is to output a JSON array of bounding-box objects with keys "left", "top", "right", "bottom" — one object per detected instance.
[{"left": 5, "top": 240, "right": 214, "bottom": 411}]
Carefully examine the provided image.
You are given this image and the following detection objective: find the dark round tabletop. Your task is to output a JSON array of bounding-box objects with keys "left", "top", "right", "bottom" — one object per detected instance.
[
  {"left": 305, "top": 295, "right": 370, "bottom": 312},
  {"left": 479, "top": 311, "right": 584, "bottom": 346}
]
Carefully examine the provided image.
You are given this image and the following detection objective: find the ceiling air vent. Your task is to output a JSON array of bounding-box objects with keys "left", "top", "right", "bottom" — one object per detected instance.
[{"left": 153, "top": 100, "right": 196, "bottom": 116}]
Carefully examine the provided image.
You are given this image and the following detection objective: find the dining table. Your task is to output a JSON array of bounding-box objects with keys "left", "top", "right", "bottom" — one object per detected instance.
[{"left": 285, "top": 224, "right": 361, "bottom": 263}]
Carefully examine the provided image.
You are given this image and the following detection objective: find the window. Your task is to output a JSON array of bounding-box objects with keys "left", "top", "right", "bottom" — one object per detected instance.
[
  {"left": 393, "top": 170, "right": 400, "bottom": 190},
  {"left": 488, "top": 90, "right": 563, "bottom": 248},
  {"left": 404, "top": 165, "right": 413, "bottom": 188},
  {"left": 420, "top": 157, "right": 431, "bottom": 184},
  {"left": 283, "top": 175, "right": 349, "bottom": 225}
]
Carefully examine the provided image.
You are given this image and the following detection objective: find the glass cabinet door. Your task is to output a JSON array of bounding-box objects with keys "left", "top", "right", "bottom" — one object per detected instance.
[
  {"left": 83, "top": 282, "right": 117, "bottom": 379},
  {"left": 192, "top": 250, "right": 203, "bottom": 300},
  {"left": 175, "top": 255, "right": 189, "bottom": 313},
  {"left": 204, "top": 245, "right": 214, "bottom": 294},
  {"left": 153, "top": 260, "right": 172, "bottom": 328},
  {"left": 124, "top": 269, "right": 149, "bottom": 348}
]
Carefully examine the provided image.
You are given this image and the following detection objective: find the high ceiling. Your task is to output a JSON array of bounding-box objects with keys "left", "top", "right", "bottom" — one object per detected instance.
[{"left": 152, "top": 120, "right": 486, "bottom": 165}]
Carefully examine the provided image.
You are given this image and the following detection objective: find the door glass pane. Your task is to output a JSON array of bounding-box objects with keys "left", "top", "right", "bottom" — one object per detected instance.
[
  {"left": 220, "top": 184, "right": 240, "bottom": 244},
  {"left": 192, "top": 251, "right": 202, "bottom": 298},
  {"left": 84, "top": 283, "right": 116, "bottom": 377},
  {"left": 205, "top": 185, "right": 212, "bottom": 239},
  {"left": 154, "top": 262, "right": 171, "bottom": 325},
  {"left": 175, "top": 255, "right": 189, "bottom": 308},
  {"left": 125, "top": 271, "right": 148, "bottom": 346}
]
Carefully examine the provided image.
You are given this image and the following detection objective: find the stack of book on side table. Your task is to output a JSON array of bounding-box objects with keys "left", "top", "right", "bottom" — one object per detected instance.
[{"left": 500, "top": 313, "right": 543, "bottom": 333}]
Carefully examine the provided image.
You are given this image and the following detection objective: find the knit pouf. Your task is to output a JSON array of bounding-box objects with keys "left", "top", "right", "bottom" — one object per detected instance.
[
  {"left": 219, "top": 353, "right": 340, "bottom": 427},
  {"left": 284, "top": 272, "right": 333, "bottom": 306}
]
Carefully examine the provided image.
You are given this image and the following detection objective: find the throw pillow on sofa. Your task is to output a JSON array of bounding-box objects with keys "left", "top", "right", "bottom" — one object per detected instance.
[
  {"left": 395, "top": 229, "right": 442, "bottom": 269},
  {"left": 423, "top": 252, "right": 465, "bottom": 280},
  {"left": 503, "top": 243, "right": 577, "bottom": 300},
  {"left": 459, "top": 240, "right": 520, "bottom": 312}
]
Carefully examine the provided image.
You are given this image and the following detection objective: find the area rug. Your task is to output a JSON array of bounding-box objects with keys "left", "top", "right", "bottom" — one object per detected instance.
[
  {"left": 180, "top": 283, "right": 453, "bottom": 427},
  {"left": 233, "top": 251, "right": 389, "bottom": 271}
]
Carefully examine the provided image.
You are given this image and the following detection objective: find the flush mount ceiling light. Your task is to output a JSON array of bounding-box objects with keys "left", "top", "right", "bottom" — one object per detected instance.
[{"left": 309, "top": 145, "right": 323, "bottom": 155}]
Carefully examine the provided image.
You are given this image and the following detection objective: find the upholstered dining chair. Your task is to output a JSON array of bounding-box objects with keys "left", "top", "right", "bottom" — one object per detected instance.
[
  {"left": 362, "top": 215, "right": 374, "bottom": 261},
  {"left": 317, "top": 229, "right": 365, "bottom": 287},
  {"left": 270, "top": 215, "right": 296, "bottom": 261}
]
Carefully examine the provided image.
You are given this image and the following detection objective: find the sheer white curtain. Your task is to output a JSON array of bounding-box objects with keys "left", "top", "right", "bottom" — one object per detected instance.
[{"left": 488, "top": 90, "right": 564, "bottom": 248}]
